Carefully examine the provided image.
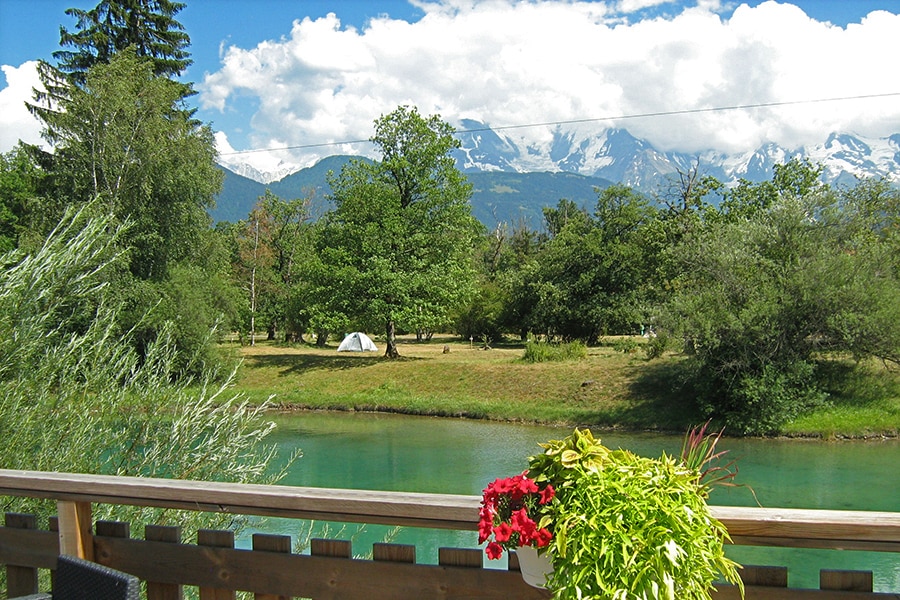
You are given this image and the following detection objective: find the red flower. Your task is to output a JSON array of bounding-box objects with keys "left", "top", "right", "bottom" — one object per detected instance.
[
  {"left": 479, "top": 472, "right": 554, "bottom": 559},
  {"left": 486, "top": 541, "right": 504, "bottom": 560},
  {"left": 493, "top": 522, "right": 514, "bottom": 543},
  {"left": 539, "top": 484, "right": 555, "bottom": 504},
  {"left": 534, "top": 527, "right": 553, "bottom": 547}
]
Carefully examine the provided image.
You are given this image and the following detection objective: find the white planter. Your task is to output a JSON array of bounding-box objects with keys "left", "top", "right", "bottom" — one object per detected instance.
[{"left": 515, "top": 545, "right": 553, "bottom": 588}]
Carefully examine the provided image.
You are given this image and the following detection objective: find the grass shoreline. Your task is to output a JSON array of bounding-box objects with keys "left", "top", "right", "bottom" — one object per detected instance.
[{"left": 227, "top": 336, "right": 900, "bottom": 439}]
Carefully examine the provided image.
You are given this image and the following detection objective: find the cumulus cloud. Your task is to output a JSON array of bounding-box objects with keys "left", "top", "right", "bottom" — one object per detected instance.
[
  {"left": 0, "top": 62, "right": 45, "bottom": 152},
  {"left": 179, "top": 1, "right": 900, "bottom": 166}
]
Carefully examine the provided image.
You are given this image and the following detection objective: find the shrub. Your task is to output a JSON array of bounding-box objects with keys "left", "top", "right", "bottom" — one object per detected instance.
[
  {"left": 522, "top": 340, "right": 587, "bottom": 363},
  {"left": 610, "top": 337, "right": 640, "bottom": 354}
]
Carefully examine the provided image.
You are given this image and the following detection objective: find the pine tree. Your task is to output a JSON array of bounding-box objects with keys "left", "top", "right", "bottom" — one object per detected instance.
[
  {"left": 55, "top": 0, "right": 191, "bottom": 84},
  {"left": 30, "top": 0, "right": 193, "bottom": 129}
]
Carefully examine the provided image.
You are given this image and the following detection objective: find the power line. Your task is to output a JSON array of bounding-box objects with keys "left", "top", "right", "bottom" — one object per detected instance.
[{"left": 217, "top": 92, "right": 900, "bottom": 157}]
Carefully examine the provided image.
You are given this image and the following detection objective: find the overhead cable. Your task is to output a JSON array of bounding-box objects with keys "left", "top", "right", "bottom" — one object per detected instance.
[{"left": 217, "top": 92, "right": 900, "bottom": 157}]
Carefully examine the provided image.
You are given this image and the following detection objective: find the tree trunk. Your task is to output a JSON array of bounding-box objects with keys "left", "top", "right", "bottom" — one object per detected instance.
[
  {"left": 385, "top": 319, "right": 400, "bottom": 358},
  {"left": 315, "top": 330, "right": 329, "bottom": 347}
]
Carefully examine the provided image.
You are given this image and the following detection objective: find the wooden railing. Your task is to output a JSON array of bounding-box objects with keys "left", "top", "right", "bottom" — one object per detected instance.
[{"left": 1, "top": 469, "right": 899, "bottom": 599}]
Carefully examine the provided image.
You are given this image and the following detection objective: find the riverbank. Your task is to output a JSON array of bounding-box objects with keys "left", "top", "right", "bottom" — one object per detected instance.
[{"left": 227, "top": 336, "right": 900, "bottom": 438}]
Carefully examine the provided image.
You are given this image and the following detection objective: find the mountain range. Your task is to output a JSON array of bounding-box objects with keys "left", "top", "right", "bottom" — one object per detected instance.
[{"left": 213, "top": 126, "right": 900, "bottom": 227}]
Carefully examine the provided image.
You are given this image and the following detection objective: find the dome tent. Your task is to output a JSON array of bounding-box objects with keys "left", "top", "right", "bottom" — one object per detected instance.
[{"left": 337, "top": 332, "right": 378, "bottom": 352}]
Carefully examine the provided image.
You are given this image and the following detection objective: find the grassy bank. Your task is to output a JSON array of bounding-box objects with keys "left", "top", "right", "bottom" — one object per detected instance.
[{"left": 227, "top": 336, "right": 900, "bottom": 438}]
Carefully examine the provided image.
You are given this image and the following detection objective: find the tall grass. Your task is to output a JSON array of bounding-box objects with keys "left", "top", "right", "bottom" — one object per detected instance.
[
  {"left": 0, "top": 205, "right": 292, "bottom": 536},
  {"left": 521, "top": 340, "right": 587, "bottom": 363}
]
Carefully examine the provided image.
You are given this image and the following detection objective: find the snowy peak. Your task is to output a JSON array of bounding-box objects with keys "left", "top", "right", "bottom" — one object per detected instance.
[
  {"left": 453, "top": 119, "right": 521, "bottom": 172},
  {"left": 453, "top": 127, "right": 900, "bottom": 189},
  {"left": 216, "top": 157, "right": 299, "bottom": 184}
]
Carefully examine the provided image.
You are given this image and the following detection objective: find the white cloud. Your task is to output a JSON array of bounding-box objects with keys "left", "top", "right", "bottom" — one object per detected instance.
[
  {"left": 0, "top": 61, "right": 45, "bottom": 152},
  {"left": 198, "top": 0, "right": 900, "bottom": 166}
]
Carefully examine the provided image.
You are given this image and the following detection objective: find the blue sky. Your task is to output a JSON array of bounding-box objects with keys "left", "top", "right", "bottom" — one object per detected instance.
[{"left": 2, "top": 0, "right": 900, "bottom": 178}]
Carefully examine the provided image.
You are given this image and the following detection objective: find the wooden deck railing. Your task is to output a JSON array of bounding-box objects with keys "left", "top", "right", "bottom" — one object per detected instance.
[{"left": 1, "top": 469, "right": 899, "bottom": 599}]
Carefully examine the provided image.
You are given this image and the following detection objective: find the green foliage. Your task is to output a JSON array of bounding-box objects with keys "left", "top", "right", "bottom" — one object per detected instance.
[
  {"left": 658, "top": 165, "right": 900, "bottom": 434},
  {"left": 611, "top": 337, "right": 641, "bottom": 354},
  {"left": 643, "top": 332, "right": 671, "bottom": 359},
  {"left": 527, "top": 429, "right": 742, "bottom": 600},
  {"left": 453, "top": 279, "right": 506, "bottom": 343},
  {"left": 35, "top": 48, "right": 221, "bottom": 280},
  {"left": 0, "top": 205, "right": 288, "bottom": 535},
  {"left": 25, "top": 48, "right": 231, "bottom": 375},
  {"left": 521, "top": 340, "right": 587, "bottom": 363},
  {"left": 506, "top": 187, "right": 656, "bottom": 343},
  {"left": 0, "top": 145, "right": 44, "bottom": 253}
]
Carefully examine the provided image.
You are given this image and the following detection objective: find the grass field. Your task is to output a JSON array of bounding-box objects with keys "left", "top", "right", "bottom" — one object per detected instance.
[{"left": 226, "top": 335, "right": 900, "bottom": 438}]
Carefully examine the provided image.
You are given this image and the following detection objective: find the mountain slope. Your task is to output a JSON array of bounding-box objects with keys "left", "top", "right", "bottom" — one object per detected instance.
[
  {"left": 214, "top": 126, "right": 900, "bottom": 226},
  {"left": 212, "top": 159, "right": 611, "bottom": 228}
]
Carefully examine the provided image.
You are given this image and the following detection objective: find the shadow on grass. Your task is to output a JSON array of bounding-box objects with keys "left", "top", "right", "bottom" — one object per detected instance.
[
  {"left": 576, "top": 358, "right": 706, "bottom": 432},
  {"left": 813, "top": 359, "right": 900, "bottom": 410},
  {"left": 245, "top": 350, "right": 424, "bottom": 377}
]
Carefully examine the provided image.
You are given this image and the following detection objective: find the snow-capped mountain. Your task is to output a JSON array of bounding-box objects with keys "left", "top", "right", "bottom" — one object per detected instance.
[
  {"left": 216, "top": 158, "right": 299, "bottom": 185},
  {"left": 451, "top": 123, "right": 900, "bottom": 190},
  {"left": 220, "top": 125, "right": 900, "bottom": 191}
]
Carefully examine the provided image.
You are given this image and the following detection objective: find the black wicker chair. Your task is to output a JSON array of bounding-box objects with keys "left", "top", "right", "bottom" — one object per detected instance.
[{"left": 12, "top": 554, "right": 140, "bottom": 600}]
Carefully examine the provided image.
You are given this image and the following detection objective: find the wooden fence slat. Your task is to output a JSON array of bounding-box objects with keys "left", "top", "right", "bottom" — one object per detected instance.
[
  {"left": 198, "top": 529, "right": 236, "bottom": 600},
  {"left": 56, "top": 501, "right": 93, "bottom": 560},
  {"left": 821, "top": 569, "right": 874, "bottom": 592},
  {"left": 145, "top": 525, "right": 183, "bottom": 600},
  {"left": 4, "top": 513, "right": 39, "bottom": 596},
  {"left": 438, "top": 547, "right": 482, "bottom": 568},
  {"left": 740, "top": 565, "right": 788, "bottom": 587},
  {"left": 311, "top": 538, "right": 351, "bottom": 558},
  {"left": 373, "top": 543, "right": 415, "bottom": 563},
  {"left": 252, "top": 533, "right": 291, "bottom": 600},
  {"left": 94, "top": 520, "right": 130, "bottom": 577}
]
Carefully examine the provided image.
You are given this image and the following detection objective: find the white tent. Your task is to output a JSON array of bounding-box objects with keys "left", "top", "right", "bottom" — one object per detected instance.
[{"left": 337, "top": 332, "right": 378, "bottom": 352}]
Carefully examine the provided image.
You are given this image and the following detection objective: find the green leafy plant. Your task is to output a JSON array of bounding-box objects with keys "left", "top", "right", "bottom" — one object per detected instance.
[{"left": 526, "top": 428, "right": 743, "bottom": 600}]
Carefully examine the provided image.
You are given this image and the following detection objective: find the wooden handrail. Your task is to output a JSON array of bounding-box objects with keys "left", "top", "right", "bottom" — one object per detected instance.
[
  {"left": 1, "top": 469, "right": 899, "bottom": 551},
  {"left": 0, "top": 469, "right": 476, "bottom": 529}
]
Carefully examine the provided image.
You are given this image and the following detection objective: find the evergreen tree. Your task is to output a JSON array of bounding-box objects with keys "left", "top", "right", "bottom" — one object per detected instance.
[
  {"left": 31, "top": 0, "right": 193, "bottom": 137},
  {"left": 55, "top": 0, "right": 191, "bottom": 84}
]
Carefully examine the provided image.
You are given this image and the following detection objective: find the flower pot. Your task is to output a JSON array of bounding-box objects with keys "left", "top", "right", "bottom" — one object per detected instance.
[{"left": 515, "top": 546, "right": 553, "bottom": 588}]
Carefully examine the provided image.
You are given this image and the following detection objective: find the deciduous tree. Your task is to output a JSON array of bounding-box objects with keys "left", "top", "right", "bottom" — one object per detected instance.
[{"left": 316, "top": 106, "right": 479, "bottom": 357}]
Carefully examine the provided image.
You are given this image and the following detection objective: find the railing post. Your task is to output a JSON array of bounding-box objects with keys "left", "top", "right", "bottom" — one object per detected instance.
[
  {"left": 4, "top": 513, "right": 39, "bottom": 596},
  {"left": 820, "top": 569, "right": 874, "bottom": 592},
  {"left": 145, "top": 525, "right": 184, "bottom": 600},
  {"left": 373, "top": 542, "right": 416, "bottom": 563},
  {"left": 438, "top": 547, "right": 482, "bottom": 568},
  {"left": 56, "top": 501, "right": 93, "bottom": 560}
]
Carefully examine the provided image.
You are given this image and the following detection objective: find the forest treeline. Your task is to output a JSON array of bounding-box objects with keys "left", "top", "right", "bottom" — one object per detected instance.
[{"left": 2, "top": 0, "right": 899, "bottom": 437}]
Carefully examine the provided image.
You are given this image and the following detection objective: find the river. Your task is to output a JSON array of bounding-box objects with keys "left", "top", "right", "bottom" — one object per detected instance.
[{"left": 243, "top": 411, "right": 900, "bottom": 592}]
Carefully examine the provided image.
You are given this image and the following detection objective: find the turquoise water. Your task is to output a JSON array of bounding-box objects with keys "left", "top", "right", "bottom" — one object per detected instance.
[{"left": 244, "top": 411, "right": 900, "bottom": 592}]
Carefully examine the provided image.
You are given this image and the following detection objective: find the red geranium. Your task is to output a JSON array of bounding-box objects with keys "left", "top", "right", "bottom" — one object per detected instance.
[{"left": 478, "top": 470, "right": 555, "bottom": 559}]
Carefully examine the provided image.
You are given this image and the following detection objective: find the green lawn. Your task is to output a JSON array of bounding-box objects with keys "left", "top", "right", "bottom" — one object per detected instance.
[{"left": 225, "top": 336, "right": 900, "bottom": 438}]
